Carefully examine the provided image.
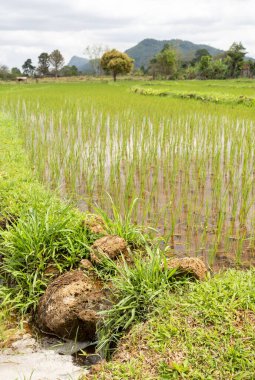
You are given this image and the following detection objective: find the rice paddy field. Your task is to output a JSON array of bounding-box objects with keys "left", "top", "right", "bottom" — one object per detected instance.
[{"left": 0, "top": 79, "right": 255, "bottom": 268}]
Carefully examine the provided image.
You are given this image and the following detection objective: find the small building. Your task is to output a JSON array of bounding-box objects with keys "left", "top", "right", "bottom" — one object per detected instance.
[{"left": 16, "top": 76, "right": 28, "bottom": 83}]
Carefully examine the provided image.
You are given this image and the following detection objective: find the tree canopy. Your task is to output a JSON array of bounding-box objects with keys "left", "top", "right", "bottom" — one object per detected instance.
[
  {"left": 148, "top": 45, "right": 177, "bottom": 79},
  {"left": 49, "top": 50, "right": 64, "bottom": 77},
  {"left": 38, "top": 52, "right": 50, "bottom": 76},
  {"left": 226, "top": 42, "right": 247, "bottom": 78},
  {"left": 100, "top": 50, "right": 133, "bottom": 81},
  {"left": 22, "top": 59, "right": 35, "bottom": 77}
]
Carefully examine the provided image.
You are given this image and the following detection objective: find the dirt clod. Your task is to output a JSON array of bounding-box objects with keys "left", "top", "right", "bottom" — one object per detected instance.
[
  {"left": 83, "top": 214, "right": 106, "bottom": 235},
  {"left": 91, "top": 235, "right": 128, "bottom": 263},
  {"left": 80, "top": 259, "right": 94, "bottom": 270},
  {"left": 167, "top": 257, "right": 207, "bottom": 280},
  {"left": 37, "top": 270, "right": 110, "bottom": 341}
]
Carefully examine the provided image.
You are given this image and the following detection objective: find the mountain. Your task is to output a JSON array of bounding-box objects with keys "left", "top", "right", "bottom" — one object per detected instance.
[
  {"left": 125, "top": 39, "right": 224, "bottom": 68},
  {"left": 68, "top": 56, "right": 90, "bottom": 72}
]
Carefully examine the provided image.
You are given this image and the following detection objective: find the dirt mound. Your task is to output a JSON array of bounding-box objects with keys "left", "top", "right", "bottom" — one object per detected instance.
[
  {"left": 167, "top": 257, "right": 207, "bottom": 280},
  {"left": 83, "top": 214, "right": 106, "bottom": 235},
  {"left": 91, "top": 235, "right": 128, "bottom": 263},
  {"left": 37, "top": 270, "right": 110, "bottom": 341}
]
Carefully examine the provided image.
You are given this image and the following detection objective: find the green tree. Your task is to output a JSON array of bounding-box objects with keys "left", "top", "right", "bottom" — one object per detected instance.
[
  {"left": 192, "top": 49, "right": 211, "bottom": 65},
  {"left": 148, "top": 46, "right": 177, "bottom": 79},
  {"left": 156, "top": 48, "right": 177, "bottom": 79},
  {"left": 11, "top": 67, "right": 21, "bottom": 77},
  {"left": 226, "top": 42, "right": 246, "bottom": 78},
  {"left": 60, "top": 65, "right": 79, "bottom": 77},
  {"left": 210, "top": 59, "right": 228, "bottom": 79},
  {"left": 22, "top": 59, "right": 35, "bottom": 76},
  {"left": 37, "top": 52, "right": 50, "bottom": 76},
  {"left": 49, "top": 49, "right": 64, "bottom": 77},
  {"left": 0, "top": 65, "right": 10, "bottom": 80},
  {"left": 100, "top": 49, "right": 133, "bottom": 81},
  {"left": 198, "top": 55, "right": 212, "bottom": 79},
  {"left": 148, "top": 57, "right": 159, "bottom": 79},
  {"left": 241, "top": 60, "right": 255, "bottom": 78}
]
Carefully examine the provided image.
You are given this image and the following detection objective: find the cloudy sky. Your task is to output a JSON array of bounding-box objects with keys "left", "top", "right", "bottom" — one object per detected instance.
[{"left": 1, "top": 0, "right": 254, "bottom": 68}]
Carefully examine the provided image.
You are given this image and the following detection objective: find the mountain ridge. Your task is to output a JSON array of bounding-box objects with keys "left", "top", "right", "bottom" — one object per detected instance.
[
  {"left": 125, "top": 38, "right": 224, "bottom": 68},
  {"left": 69, "top": 39, "right": 253, "bottom": 72}
]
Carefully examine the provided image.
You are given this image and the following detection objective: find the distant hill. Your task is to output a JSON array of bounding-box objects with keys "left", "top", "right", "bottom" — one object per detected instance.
[
  {"left": 68, "top": 56, "right": 92, "bottom": 73},
  {"left": 125, "top": 39, "right": 224, "bottom": 68}
]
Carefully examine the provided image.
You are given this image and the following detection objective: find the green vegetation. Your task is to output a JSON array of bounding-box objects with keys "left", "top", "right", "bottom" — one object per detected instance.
[
  {"left": 145, "top": 41, "right": 254, "bottom": 80},
  {"left": 0, "top": 114, "right": 98, "bottom": 315},
  {"left": 100, "top": 50, "right": 133, "bottom": 81},
  {"left": 148, "top": 44, "right": 178, "bottom": 79},
  {"left": 125, "top": 38, "right": 223, "bottom": 69},
  {"left": 0, "top": 80, "right": 254, "bottom": 266},
  {"left": 88, "top": 269, "right": 255, "bottom": 379},
  {"left": 0, "top": 78, "right": 254, "bottom": 379},
  {"left": 97, "top": 247, "right": 181, "bottom": 357}
]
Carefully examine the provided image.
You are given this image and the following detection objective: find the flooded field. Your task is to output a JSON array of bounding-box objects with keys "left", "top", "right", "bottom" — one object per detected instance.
[{"left": 0, "top": 80, "right": 254, "bottom": 267}]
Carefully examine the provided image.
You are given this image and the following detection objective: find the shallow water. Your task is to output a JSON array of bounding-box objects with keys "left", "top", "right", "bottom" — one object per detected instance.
[
  {"left": 0, "top": 350, "right": 88, "bottom": 380},
  {"left": 0, "top": 334, "right": 90, "bottom": 380}
]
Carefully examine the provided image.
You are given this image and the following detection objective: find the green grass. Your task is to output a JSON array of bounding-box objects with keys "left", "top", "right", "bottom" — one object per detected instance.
[
  {"left": 0, "top": 83, "right": 255, "bottom": 379},
  {"left": 96, "top": 246, "right": 183, "bottom": 358},
  {"left": 88, "top": 269, "right": 255, "bottom": 379}
]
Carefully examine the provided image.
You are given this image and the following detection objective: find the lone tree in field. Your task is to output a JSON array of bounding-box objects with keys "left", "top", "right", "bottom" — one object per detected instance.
[
  {"left": 37, "top": 52, "right": 50, "bottom": 76},
  {"left": 100, "top": 49, "right": 133, "bottom": 81},
  {"left": 49, "top": 49, "right": 64, "bottom": 77}
]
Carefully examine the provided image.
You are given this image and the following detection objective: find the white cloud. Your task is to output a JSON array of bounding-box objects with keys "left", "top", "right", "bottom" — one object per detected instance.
[{"left": 0, "top": 0, "right": 254, "bottom": 67}]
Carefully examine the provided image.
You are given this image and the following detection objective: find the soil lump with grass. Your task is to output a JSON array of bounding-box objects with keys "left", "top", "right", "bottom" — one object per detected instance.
[
  {"left": 37, "top": 270, "right": 110, "bottom": 341},
  {"left": 167, "top": 257, "right": 207, "bottom": 280},
  {"left": 91, "top": 235, "right": 128, "bottom": 263}
]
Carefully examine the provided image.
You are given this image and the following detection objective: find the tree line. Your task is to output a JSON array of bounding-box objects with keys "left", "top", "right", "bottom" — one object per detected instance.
[
  {"left": 145, "top": 42, "right": 255, "bottom": 80},
  {"left": 0, "top": 49, "right": 79, "bottom": 80},
  {"left": 1, "top": 42, "right": 254, "bottom": 81}
]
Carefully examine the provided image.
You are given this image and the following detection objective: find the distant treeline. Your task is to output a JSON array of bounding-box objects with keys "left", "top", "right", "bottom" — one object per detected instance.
[
  {"left": 1, "top": 42, "right": 254, "bottom": 80},
  {"left": 143, "top": 42, "right": 255, "bottom": 80},
  {"left": 0, "top": 49, "right": 79, "bottom": 80}
]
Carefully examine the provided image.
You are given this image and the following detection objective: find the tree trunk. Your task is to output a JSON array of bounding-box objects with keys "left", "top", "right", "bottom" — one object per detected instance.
[{"left": 113, "top": 72, "right": 117, "bottom": 81}]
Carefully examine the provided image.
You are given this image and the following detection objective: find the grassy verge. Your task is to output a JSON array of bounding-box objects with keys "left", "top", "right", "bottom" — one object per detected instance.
[
  {"left": 87, "top": 269, "right": 255, "bottom": 379},
  {"left": 0, "top": 114, "right": 99, "bottom": 318},
  {"left": 132, "top": 86, "right": 255, "bottom": 106}
]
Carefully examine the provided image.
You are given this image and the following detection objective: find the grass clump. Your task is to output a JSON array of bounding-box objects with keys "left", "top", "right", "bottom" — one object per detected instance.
[
  {"left": 97, "top": 246, "right": 184, "bottom": 358},
  {"left": 90, "top": 269, "right": 255, "bottom": 379},
  {"left": 0, "top": 201, "right": 93, "bottom": 314},
  {"left": 94, "top": 194, "right": 149, "bottom": 248}
]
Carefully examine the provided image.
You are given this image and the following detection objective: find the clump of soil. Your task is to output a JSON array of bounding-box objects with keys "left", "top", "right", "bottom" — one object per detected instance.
[
  {"left": 80, "top": 258, "right": 94, "bottom": 271},
  {"left": 37, "top": 270, "right": 110, "bottom": 341},
  {"left": 83, "top": 214, "right": 107, "bottom": 235},
  {"left": 167, "top": 257, "right": 207, "bottom": 280},
  {"left": 91, "top": 235, "right": 128, "bottom": 263}
]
